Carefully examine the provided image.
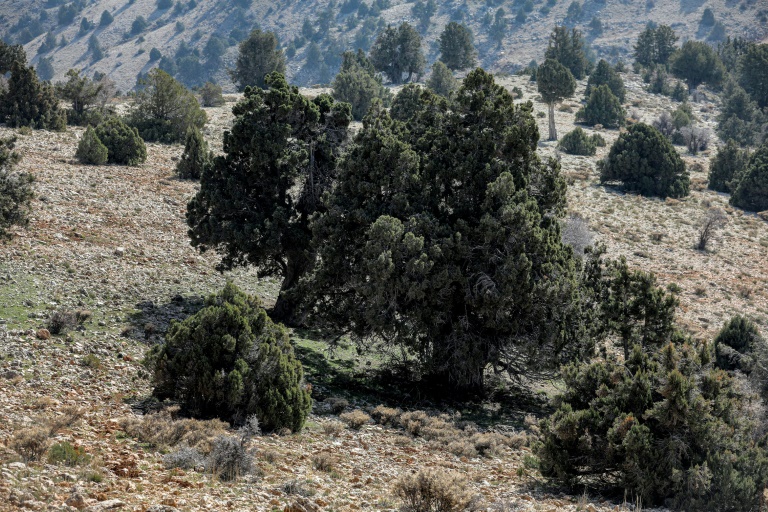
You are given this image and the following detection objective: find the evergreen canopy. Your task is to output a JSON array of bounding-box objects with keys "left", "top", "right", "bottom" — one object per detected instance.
[
  {"left": 438, "top": 22, "right": 477, "bottom": 71},
  {"left": 230, "top": 29, "right": 287, "bottom": 91},
  {"left": 369, "top": 22, "right": 425, "bottom": 84}
]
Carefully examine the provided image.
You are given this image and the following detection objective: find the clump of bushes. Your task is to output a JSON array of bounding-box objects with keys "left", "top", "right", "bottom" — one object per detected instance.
[
  {"left": 75, "top": 126, "right": 108, "bottom": 165},
  {"left": 731, "top": 143, "right": 768, "bottom": 212},
  {"left": 0, "top": 136, "right": 34, "bottom": 241},
  {"left": 558, "top": 127, "right": 605, "bottom": 156},
  {"left": 48, "top": 441, "right": 91, "bottom": 466},
  {"left": 537, "top": 342, "right": 768, "bottom": 511},
  {"left": 599, "top": 122, "right": 689, "bottom": 198},
  {"left": 714, "top": 315, "right": 764, "bottom": 373},
  {"left": 146, "top": 282, "right": 312, "bottom": 432},
  {"left": 339, "top": 409, "right": 370, "bottom": 430},
  {"left": 199, "top": 81, "right": 224, "bottom": 107},
  {"left": 95, "top": 117, "right": 147, "bottom": 166},
  {"left": 206, "top": 435, "right": 253, "bottom": 481},
  {"left": 119, "top": 406, "right": 228, "bottom": 452},
  {"left": 708, "top": 140, "right": 749, "bottom": 193}
]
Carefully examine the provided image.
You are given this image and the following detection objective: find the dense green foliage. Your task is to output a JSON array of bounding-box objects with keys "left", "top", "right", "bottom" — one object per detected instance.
[
  {"left": 731, "top": 143, "right": 768, "bottom": 212},
  {"left": 599, "top": 123, "right": 689, "bottom": 198},
  {"left": 537, "top": 340, "right": 768, "bottom": 511},
  {"left": 634, "top": 24, "right": 678, "bottom": 67},
  {"left": 739, "top": 43, "right": 768, "bottom": 108},
  {"left": 369, "top": 23, "right": 425, "bottom": 84},
  {"left": 95, "top": 117, "right": 146, "bottom": 166},
  {"left": 671, "top": 41, "right": 726, "bottom": 90},
  {"left": 576, "top": 84, "right": 625, "bottom": 128},
  {"left": 175, "top": 128, "right": 211, "bottom": 180},
  {"left": 389, "top": 84, "right": 424, "bottom": 123},
  {"left": 305, "top": 69, "right": 587, "bottom": 392},
  {"left": 128, "top": 69, "right": 206, "bottom": 143},
  {"left": 0, "top": 61, "right": 65, "bottom": 130},
  {"left": 558, "top": 127, "right": 602, "bottom": 156},
  {"left": 0, "top": 137, "right": 33, "bottom": 240},
  {"left": 0, "top": 41, "right": 26, "bottom": 73},
  {"left": 438, "top": 22, "right": 476, "bottom": 71},
  {"left": 717, "top": 80, "right": 765, "bottom": 147},
  {"left": 332, "top": 51, "right": 391, "bottom": 120},
  {"left": 425, "top": 61, "right": 457, "bottom": 97},
  {"left": 537, "top": 59, "right": 576, "bottom": 140},
  {"left": 147, "top": 282, "right": 312, "bottom": 432},
  {"left": 187, "top": 73, "right": 351, "bottom": 323},
  {"left": 714, "top": 316, "right": 763, "bottom": 372},
  {"left": 585, "top": 59, "right": 625, "bottom": 103},
  {"left": 231, "top": 29, "right": 286, "bottom": 91},
  {"left": 708, "top": 140, "right": 750, "bottom": 193},
  {"left": 75, "top": 126, "right": 108, "bottom": 165},
  {"left": 544, "top": 26, "right": 591, "bottom": 80}
]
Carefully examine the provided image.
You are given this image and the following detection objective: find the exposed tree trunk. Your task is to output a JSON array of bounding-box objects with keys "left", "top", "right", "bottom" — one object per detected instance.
[
  {"left": 548, "top": 102, "right": 557, "bottom": 141},
  {"left": 271, "top": 251, "right": 313, "bottom": 327}
]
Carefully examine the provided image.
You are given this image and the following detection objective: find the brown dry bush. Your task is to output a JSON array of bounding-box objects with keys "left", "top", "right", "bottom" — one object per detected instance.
[
  {"left": 322, "top": 420, "right": 345, "bottom": 437},
  {"left": 10, "top": 427, "right": 50, "bottom": 462},
  {"left": 446, "top": 440, "right": 478, "bottom": 458},
  {"left": 47, "top": 405, "right": 85, "bottom": 435},
  {"left": 311, "top": 451, "right": 337, "bottom": 472},
  {"left": 394, "top": 469, "right": 474, "bottom": 512},
  {"left": 371, "top": 405, "right": 402, "bottom": 425},
  {"left": 339, "top": 409, "right": 370, "bottom": 430},
  {"left": 398, "top": 411, "right": 430, "bottom": 436},
  {"left": 119, "top": 406, "right": 228, "bottom": 452},
  {"left": 324, "top": 396, "right": 349, "bottom": 415}
]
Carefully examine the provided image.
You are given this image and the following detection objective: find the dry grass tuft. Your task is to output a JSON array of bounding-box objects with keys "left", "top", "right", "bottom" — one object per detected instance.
[
  {"left": 322, "top": 419, "right": 345, "bottom": 437},
  {"left": 310, "top": 451, "right": 337, "bottom": 472},
  {"left": 9, "top": 427, "right": 51, "bottom": 462},
  {"left": 371, "top": 405, "right": 402, "bottom": 425}
]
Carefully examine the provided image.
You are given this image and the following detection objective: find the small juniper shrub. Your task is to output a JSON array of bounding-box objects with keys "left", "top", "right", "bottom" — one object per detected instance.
[
  {"left": 558, "top": 127, "right": 598, "bottom": 155},
  {"left": 339, "top": 409, "right": 370, "bottom": 430},
  {"left": 75, "top": 126, "right": 108, "bottom": 165},
  {"left": 714, "top": 315, "right": 763, "bottom": 372},
  {"left": 145, "top": 283, "right": 311, "bottom": 432},
  {"left": 206, "top": 435, "right": 253, "bottom": 481},
  {"left": 95, "top": 117, "right": 147, "bottom": 166},
  {"left": 394, "top": 470, "right": 474, "bottom": 512},
  {"left": 175, "top": 127, "right": 211, "bottom": 180}
]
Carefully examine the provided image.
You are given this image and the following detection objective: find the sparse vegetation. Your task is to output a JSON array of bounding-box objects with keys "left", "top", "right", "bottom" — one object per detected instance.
[{"left": 0, "top": 136, "right": 33, "bottom": 240}]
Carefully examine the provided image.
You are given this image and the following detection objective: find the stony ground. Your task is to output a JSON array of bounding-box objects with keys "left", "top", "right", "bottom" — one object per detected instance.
[{"left": 1, "top": 72, "right": 766, "bottom": 512}]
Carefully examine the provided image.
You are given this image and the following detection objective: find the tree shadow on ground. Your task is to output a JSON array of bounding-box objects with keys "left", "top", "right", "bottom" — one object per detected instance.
[{"left": 124, "top": 293, "right": 206, "bottom": 345}]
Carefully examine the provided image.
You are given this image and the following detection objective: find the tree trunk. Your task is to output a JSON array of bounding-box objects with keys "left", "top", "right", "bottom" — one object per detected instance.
[
  {"left": 548, "top": 102, "right": 557, "bottom": 141},
  {"left": 271, "top": 251, "right": 312, "bottom": 327}
]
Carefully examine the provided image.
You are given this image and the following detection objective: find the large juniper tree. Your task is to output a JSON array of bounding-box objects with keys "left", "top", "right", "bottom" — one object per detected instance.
[
  {"left": 369, "top": 22, "right": 425, "bottom": 84},
  {"left": 305, "top": 69, "right": 587, "bottom": 393},
  {"left": 187, "top": 73, "right": 352, "bottom": 324}
]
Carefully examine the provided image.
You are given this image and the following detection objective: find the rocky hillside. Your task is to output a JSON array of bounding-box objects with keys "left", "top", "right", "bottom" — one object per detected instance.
[{"left": 1, "top": 0, "right": 766, "bottom": 93}]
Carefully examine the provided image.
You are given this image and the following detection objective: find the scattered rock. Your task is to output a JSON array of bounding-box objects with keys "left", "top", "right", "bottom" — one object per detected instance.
[
  {"left": 65, "top": 493, "right": 87, "bottom": 510},
  {"left": 114, "top": 247, "right": 125, "bottom": 257},
  {"left": 284, "top": 498, "right": 320, "bottom": 512},
  {"left": 84, "top": 499, "right": 125, "bottom": 511}
]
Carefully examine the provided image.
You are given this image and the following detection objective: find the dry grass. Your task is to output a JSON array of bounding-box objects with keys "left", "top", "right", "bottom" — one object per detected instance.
[
  {"left": 371, "top": 405, "right": 402, "bottom": 425},
  {"left": 310, "top": 451, "right": 337, "bottom": 472},
  {"left": 118, "top": 406, "right": 228, "bottom": 453},
  {"left": 322, "top": 420, "right": 345, "bottom": 437},
  {"left": 394, "top": 469, "right": 475, "bottom": 512}
]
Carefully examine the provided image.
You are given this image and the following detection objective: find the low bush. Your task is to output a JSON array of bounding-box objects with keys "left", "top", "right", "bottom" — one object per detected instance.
[
  {"left": 558, "top": 127, "right": 597, "bottom": 155},
  {"left": 537, "top": 342, "right": 768, "bottom": 511},
  {"left": 119, "top": 406, "right": 229, "bottom": 452},
  {"left": 146, "top": 282, "right": 312, "bottom": 432},
  {"left": 10, "top": 427, "right": 50, "bottom": 462},
  {"left": 394, "top": 470, "right": 474, "bottom": 512},
  {"left": 175, "top": 128, "right": 211, "bottom": 179},
  {"left": 322, "top": 420, "right": 345, "bottom": 436},
  {"left": 576, "top": 84, "right": 625, "bottom": 128},
  {"left": 205, "top": 435, "right": 253, "bottom": 481},
  {"left": 163, "top": 445, "right": 204, "bottom": 470},
  {"left": 731, "top": 143, "right": 768, "bottom": 212},
  {"left": 95, "top": 118, "right": 146, "bottom": 166},
  {"left": 199, "top": 82, "right": 224, "bottom": 107},
  {"left": 47, "top": 441, "right": 91, "bottom": 466},
  {"left": 75, "top": 126, "right": 108, "bottom": 165},
  {"left": 48, "top": 309, "right": 79, "bottom": 334},
  {"left": 714, "top": 315, "right": 763, "bottom": 372},
  {"left": 708, "top": 140, "right": 749, "bottom": 193},
  {"left": 339, "top": 409, "right": 370, "bottom": 430}
]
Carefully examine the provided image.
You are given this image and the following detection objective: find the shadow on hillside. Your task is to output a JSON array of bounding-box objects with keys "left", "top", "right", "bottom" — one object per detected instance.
[
  {"left": 679, "top": 0, "right": 706, "bottom": 14},
  {"left": 124, "top": 294, "right": 206, "bottom": 345}
]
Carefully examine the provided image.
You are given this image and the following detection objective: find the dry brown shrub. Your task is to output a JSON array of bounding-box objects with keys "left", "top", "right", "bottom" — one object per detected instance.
[
  {"left": 339, "top": 409, "right": 370, "bottom": 430},
  {"left": 394, "top": 469, "right": 474, "bottom": 512},
  {"left": 322, "top": 420, "right": 345, "bottom": 437},
  {"left": 446, "top": 440, "right": 478, "bottom": 458},
  {"left": 10, "top": 427, "right": 50, "bottom": 462},
  {"left": 311, "top": 451, "right": 336, "bottom": 472},
  {"left": 371, "top": 405, "right": 401, "bottom": 425},
  {"left": 259, "top": 449, "right": 279, "bottom": 463},
  {"left": 118, "top": 406, "right": 228, "bottom": 452},
  {"left": 324, "top": 396, "right": 349, "bottom": 415},
  {"left": 470, "top": 433, "right": 505, "bottom": 457},
  {"left": 420, "top": 418, "right": 457, "bottom": 441},
  {"left": 399, "top": 411, "right": 430, "bottom": 436},
  {"left": 47, "top": 406, "right": 85, "bottom": 435}
]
